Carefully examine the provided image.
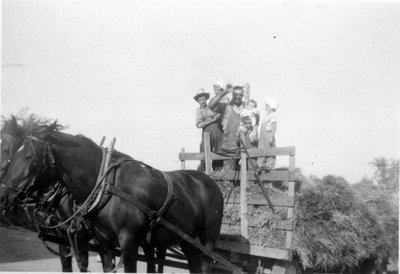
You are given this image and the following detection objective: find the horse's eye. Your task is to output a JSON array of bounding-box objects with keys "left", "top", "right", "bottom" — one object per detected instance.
[{"left": 26, "top": 156, "right": 33, "bottom": 161}]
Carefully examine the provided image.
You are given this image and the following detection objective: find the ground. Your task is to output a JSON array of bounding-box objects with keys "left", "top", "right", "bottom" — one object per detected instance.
[{"left": 0, "top": 226, "right": 188, "bottom": 273}]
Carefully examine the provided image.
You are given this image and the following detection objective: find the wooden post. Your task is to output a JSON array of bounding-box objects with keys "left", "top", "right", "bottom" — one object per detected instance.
[
  {"left": 286, "top": 154, "right": 296, "bottom": 249},
  {"left": 180, "top": 148, "right": 186, "bottom": 170},
  {"left": 203, "top": 132, "right": 212, "bottom": 175},
  {"left": 240, "top": 133, "right": 249, "bottom": 238}
]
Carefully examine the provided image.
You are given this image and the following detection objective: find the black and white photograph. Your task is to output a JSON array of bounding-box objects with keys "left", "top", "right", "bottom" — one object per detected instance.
[{"left": 1, "top": 1, "right": 399, "bottom": 273}]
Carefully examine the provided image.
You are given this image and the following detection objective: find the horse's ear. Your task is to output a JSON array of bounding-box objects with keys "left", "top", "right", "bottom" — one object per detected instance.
[{"left": 44, "top": 134, "right": 81, "bottom": 148}]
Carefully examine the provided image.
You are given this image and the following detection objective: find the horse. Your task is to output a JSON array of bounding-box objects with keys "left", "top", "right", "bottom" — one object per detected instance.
[
  {"left": 0, "top": 125, "right": 224, "bottom": 273},
  {"left": 0, "top": 117, "right": 115, "bottom": 272}
]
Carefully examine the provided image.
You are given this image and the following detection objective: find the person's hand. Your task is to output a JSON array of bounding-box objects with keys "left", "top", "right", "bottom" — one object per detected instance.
[
  {"left": 268, "top": 136, "right": 274, "bottom": 146},
  {"left": 213, "top": 113, "right": 220, "bottom": 121},
  {"left": 226, "top": 84, "right": 233, "bottom": 93},
  {"left": 238, "top": 125, "right": 247, "bottom": 133}
]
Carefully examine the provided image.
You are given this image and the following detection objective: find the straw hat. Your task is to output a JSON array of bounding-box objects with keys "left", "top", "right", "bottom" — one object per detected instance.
[{"left": 194, "top": 89, "right": 210, "bottom": 101}]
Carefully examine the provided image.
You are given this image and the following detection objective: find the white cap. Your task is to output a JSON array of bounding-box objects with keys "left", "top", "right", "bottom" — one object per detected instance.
[
  {"left": 240, "top": 109, "right": 256, "bottom": 126},
  {"left": 213, "top": 81, "right": 225, "bottom": 89},
  {"left": 265, "top": 97, "right": 280, "bottom": 110}
]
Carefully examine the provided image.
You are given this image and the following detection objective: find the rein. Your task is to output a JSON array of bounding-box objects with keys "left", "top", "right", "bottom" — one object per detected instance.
[{"left": 41, "top": 158, "right": 132, "bottom": 230}]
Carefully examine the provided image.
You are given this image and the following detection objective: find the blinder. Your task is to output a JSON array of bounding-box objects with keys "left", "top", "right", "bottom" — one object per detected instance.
[{"left": 2, "top": 135, "right": 58, "bottom": 206}]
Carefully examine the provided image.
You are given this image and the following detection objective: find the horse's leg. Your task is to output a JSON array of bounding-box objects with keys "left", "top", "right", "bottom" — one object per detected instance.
[
  {"left": 156, "top": 247, "right": 166, "bottom": 273},
  {"left": 99, "top": 248, "right": 115, "bottom": 272},
  {"left": 142, "top": 243, "right": 156, "bottom": 273},
  {"left": 198, "top": 230, "right": 217, "bottom": 274},
  {"left": 77, "top": 244, "right": 89, "bottom": 272},
  {"left": 59, "top": 245, "right": 73, "bottom": 272},
  {"left": 180, "top": 237, "right": 203, "bottom": 273},
  {"left": 119, "top": 233, "right": 139, "bottom": 273}
]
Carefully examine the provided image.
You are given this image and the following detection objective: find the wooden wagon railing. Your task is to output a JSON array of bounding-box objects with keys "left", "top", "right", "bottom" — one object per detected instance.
[{"left": 179, "top": 132, "right": 297, "bottom": 262}]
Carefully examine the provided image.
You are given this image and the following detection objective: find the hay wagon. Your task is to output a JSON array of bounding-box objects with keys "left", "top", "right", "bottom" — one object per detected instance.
[
  {"left": 178, "top": 132, "right": 300, "bottom": 274},
  {"left": 37, "top": 132, "right": 300, "bottom": 274}
]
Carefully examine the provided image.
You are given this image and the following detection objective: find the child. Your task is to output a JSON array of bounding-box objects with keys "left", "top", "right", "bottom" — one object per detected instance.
[
  {"left": 237, "top": 110, "right": 258, "bottom": 169},
  {"left": 257, "top": 97, "right": 279, "bottom": 173},
  {"left": 237, "top": 110, "right": 257, "bottom": 148},
  {"left": 246, "top": 99, "right": 260, "bottom": 131}
]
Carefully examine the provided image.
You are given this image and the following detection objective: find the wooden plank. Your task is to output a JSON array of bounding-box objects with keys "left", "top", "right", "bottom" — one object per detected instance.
[
  {"left": 210, "top": 152, "right": 240, "bottom": 161},
  {"left": 240, "top": 138, "right": 248, "bottom": 238},
  {"left": 178, "top": 152, "right": 204, "bottom": 161},
  {"left": 246, "top": 147, "right": 295, "bottom": 157},
  {"left": 285, "top": 155, "right": 296, "bottom": 249},
  {"left": 204, "top": 133, "right": 212, "bottom": 175},
  {"left": 180, "top": 148, "right": 186, "bottom": 170},
  {"left": 210, "top": 169, "right": 295, "bottom": 182},
  {"left": 222, "top": 217, "right": 293, "bottom": 231},
  {"left": 179, "top": 146, "right": 295, "bottom": 161},
  {"left": 210, "top": 147, "right": 295, "bottom": 161},
  {"left": 224, "top": 194, "right": 295, "bottom": 207},
  {"left": 215, "top": 240, "right": 292, "bottom": 261}
]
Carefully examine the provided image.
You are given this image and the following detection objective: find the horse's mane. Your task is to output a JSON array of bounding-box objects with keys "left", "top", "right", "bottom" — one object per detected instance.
[
  {"left": 1, "top": 113, "right": 66, "bottom": 139},
  {"left": 1, "top": 113, "right": 146, "bottom": 170}
]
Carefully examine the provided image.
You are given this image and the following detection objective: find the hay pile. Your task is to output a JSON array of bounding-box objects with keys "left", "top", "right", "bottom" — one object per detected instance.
[
  {"left": 294, "top": 176, "right": 391, "bottom": 270},
  {"left": 217, "top": 175, "right": 399, "bottom": 271}
]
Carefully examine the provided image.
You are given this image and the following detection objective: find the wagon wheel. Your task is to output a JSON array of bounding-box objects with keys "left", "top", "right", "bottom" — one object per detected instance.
[{"left": 271, "top": 260, "right": 299, "bottom": 274}]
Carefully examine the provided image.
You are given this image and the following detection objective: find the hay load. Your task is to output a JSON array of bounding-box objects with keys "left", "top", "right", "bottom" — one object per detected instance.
[
  {"left": 218, "top": 174, "right": 398, "bottom": 271},
  {"left": 294, "top": 175, "right": 395, "bottom": 270}
]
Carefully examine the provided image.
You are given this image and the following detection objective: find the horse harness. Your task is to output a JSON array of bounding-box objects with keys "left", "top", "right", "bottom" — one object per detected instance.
[{"left": 5, "top": 135, "right": 243, "bottom": 274}]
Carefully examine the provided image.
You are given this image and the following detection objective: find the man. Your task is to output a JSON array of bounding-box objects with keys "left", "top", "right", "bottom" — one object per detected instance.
[
  {"left": 194, "top": 89, "right": 223, "bottom": 171},
  {"left": 208, "top": 85, "right": 246, "bottom": 169}
]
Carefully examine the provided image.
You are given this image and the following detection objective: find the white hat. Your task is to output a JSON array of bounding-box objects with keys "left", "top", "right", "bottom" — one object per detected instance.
[
  {"left": 240, "top": 109, "right": 256, "bottom": 126},
  {"left": 265, "top": 97, "right": 280, "bottom": 110},
  {"left": 213, "top": 81, "right": 225, "bottom": 89},
  {"left": 194, "top": 89, "right": 210, "bottom": 101}
]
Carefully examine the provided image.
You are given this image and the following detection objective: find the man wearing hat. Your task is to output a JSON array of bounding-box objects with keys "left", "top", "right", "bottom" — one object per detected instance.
[
  {"left": 208, "top": 85, "right": 247, "bottom": 170},
  {"left": 194, "top": 89, "right": 223, "bottom": 171}
]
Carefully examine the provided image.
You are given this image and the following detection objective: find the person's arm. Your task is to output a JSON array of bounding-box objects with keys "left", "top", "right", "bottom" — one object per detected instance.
[
  {"left": 250, "top": 126, "right": 258, "bottom": 144},
  {"left": 269, "top": 122, "right": 277, "bottom": 145},
  {"left": 208, "top": 89, "right": 229, "bottom": 111},
  {"left": 196, "top": 114, "right": 220, "bottom": 129}
]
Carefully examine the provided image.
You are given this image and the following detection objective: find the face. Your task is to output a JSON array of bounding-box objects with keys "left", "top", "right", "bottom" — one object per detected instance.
[
  {"left": 232, "top": 89, "right": 244, "bottom": 106},
  {"left": 243, "top": 120, "right": 253, "bottom": 131},
  {"left": 0, "top": 138, "right": 45, "bottom": 209},
  {"left": 265, "top": 103, "right": 273, "bottom": 114},
  {"left": 197, "top": 96, "right": 208, "bottom": 107},
  {"left": 248, "top": 102, "right": 256, "bottom": 110},
  {"left": 213, "top": 85, "right": 223, "bottom": 95}
]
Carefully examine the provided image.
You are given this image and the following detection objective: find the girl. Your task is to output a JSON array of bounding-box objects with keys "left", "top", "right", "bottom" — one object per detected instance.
[{"left": 257, "top": 97, "right": 279, "bottom": 173}]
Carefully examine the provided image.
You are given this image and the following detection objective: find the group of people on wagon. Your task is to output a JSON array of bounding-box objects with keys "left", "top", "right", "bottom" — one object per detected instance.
[{"left": 194, "top": 81, "right": 279, "bottom": 173}]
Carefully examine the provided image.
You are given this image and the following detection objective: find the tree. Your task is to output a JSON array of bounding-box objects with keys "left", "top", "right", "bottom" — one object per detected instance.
[{"left": 370, "top": 157, "right": 399, "bottom": 192}]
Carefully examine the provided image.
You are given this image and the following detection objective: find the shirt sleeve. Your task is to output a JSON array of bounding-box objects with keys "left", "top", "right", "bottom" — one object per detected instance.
[
  {"left": 270, "top": 112, "right": 277, "bottom": 124},
  {"left": 196, "top": 108, "right": 204, "bottom": 127}
]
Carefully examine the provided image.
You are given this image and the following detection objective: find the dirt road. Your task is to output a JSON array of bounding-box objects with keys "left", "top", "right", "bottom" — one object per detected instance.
[{"left": 0, "top": 226, "right": 188, "bottom": 273}]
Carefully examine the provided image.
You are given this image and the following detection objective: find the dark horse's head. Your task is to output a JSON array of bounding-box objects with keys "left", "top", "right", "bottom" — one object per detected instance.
[
  {"left": 0, "top": 114, "right": 65, "bottom": 178},
  {"left": 0, "top": 121, "right": 66, "bottom": 210}
]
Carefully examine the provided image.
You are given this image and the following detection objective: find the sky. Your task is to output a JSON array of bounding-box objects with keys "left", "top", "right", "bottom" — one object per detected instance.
[{"left": 1, "top": 0, "right": 399, "bottom": 183}]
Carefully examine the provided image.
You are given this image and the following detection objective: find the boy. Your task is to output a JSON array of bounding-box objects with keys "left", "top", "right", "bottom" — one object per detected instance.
[{"left": 237, "top": 110, "right": 258, "bottom": 169}]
